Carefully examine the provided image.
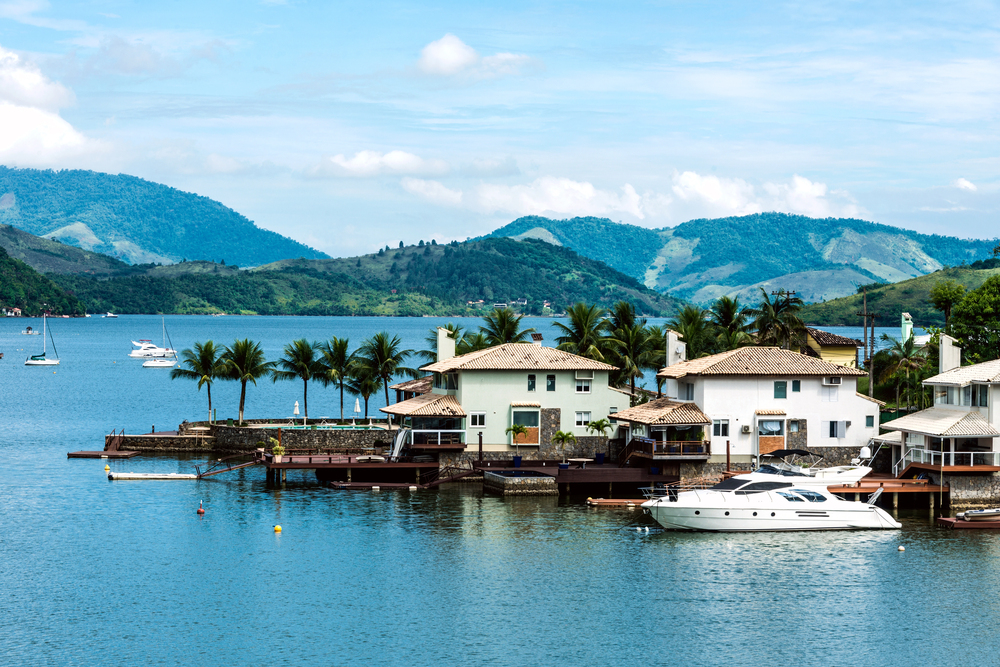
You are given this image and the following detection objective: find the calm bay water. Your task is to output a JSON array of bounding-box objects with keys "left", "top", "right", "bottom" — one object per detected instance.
[{"left": 0, "top": 317, "right": 987, "bottom": 667}]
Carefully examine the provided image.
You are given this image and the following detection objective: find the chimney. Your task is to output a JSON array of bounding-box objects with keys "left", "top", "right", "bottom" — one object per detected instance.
[
  {"left": 901, "top": 312, "right": 913, "bottom": 343},
  {"left": 940, "top": 334, "right": 961, "bottom": 374},
  {"left": 666, "top": 330, "right": 687, "bottom": 367},
  {"left": 531, "top": 332, "right": 544, "bottom": 347},
  {"left": 437, "top": 327, "right": 456, "bottom": 362}
]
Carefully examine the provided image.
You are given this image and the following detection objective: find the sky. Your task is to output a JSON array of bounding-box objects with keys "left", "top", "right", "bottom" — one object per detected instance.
[{"left": 1, "top": 0, "right": 999, "bottom": 256}]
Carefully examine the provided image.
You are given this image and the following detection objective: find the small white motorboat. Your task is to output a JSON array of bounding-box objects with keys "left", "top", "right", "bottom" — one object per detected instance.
[
  {"left": 957, "top": 508, "right": 1000, "bottom": 522},
  {"left": 103, "top": 312, "right": 118, "bottom": 318},
  {"left": 21, "top": 325, "right": 40, "bottom": 335},
  {"left": 642, "top": 478, "right": 901, "bottom": 532}
]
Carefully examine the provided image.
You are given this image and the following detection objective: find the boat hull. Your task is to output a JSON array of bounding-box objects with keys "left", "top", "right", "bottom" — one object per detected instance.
[{"left": 25, "top": 358, "right": 59, "bottom": 366}]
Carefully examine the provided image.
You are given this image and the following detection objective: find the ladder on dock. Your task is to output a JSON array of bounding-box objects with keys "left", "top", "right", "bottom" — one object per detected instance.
[
  {"left": 105, "top": 428, "right": 125, "bottom": 452},
  {"left": 195, "top": 453, "right": 260, "bottom": 478},
  {"left": 417, "top": 463, "right": 477, "bottom": 488}
]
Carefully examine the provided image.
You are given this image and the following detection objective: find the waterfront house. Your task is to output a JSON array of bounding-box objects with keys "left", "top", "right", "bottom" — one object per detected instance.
[
  {"left": 381, "top": 328, "right": 621, "bottom": 459},
  {"left": 881, "top": 335, "right": 1000, "bottom": 503},
  {"left": 621, "top": 345, "right": 880, "bottom": 476}
]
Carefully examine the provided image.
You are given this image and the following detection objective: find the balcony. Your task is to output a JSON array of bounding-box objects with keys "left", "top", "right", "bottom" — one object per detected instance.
[
  {"left": 621, "top": 436, "right": 711, "bottom": 464},
  {"left": 893, "top": 448, "right": 1000, "bottom": 476},
  {"left": 410, "top": 430, "right": 467, "bottom": 451}
]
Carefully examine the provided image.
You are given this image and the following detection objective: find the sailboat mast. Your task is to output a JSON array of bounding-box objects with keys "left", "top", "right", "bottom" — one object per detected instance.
[{"left": 42, "top": 314, "right": 47, "bottom": 355}]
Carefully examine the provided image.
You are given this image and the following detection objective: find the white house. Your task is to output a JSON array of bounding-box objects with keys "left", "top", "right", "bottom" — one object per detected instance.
[
  {"left": 381, "top": 328, "right": 623, "bottom": 459},
  {"left": 618, "top": 345, "right": 880, "bottom": 473},
  {"left": 881, "top": 335, "right": 1000, "bottom": 477}
]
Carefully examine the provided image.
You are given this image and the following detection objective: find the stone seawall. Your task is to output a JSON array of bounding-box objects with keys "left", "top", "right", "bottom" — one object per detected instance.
[
  {"left": 116, "top": 434, "right": 218, "bottom": 453},
  {"left": 114, "top": 421, "right": 397, "bottom": 453},
  {"left": 482, "top": 471, "right": 558, "bottom": 496}
]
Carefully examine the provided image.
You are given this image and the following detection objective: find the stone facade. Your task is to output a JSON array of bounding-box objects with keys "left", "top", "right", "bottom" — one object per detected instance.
[
  {"left": 116, "top": 434, "right": 217, "bottom": 453},
  {"left": 931, "top": 473, "right": 1000, "bottom": 509},
  {"left": 482, "top": 471, "right": 558, "bottom": 496},
  {"left": 211, "top": 424, "right": 394, "bottom": 450},
  {"left": 786, "top": 419, "right": 808, "bottom": 449}
]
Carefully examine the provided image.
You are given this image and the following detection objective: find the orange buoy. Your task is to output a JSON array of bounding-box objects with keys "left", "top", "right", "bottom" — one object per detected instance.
[{"left": 197, "top": 500, "right": 205, "bottom": 515}]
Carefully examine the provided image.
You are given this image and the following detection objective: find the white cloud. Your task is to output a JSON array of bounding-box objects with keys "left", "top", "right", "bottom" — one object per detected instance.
[
  {"left": 954, "top": 177, "right": 977, "bottom": 192},
  {"left": 672, "top": 171, "right": 760, "bottom": 216},
  {"left": 0, "top": 45, "right": 104, "bottom": 166},
  {"left": 0, "top": 46, "right": 74, "bottom": 109},
  {"left": 401, "top": 177, "right": 463, "bottom": 206},
  {"left": 475, "top": 177, "right": 645, "bottom": 219},
  {"left": 315, "top": 150, "right": 449, "bottom": 177},
  {"left": 417, "top": 34, "right": 531, "bottom": 79}
]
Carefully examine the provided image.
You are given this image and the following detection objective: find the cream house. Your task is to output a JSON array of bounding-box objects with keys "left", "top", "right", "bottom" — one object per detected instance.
[{"left": 381, "top": 328, "right": 621, "bottom": 458}]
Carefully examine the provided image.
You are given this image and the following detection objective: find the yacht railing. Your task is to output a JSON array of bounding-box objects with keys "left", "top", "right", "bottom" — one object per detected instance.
[{"left": 893, "top": 448, "right": 1000, "bottom": 476}]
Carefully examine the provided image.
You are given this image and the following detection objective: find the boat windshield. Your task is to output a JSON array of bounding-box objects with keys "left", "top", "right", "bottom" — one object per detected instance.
[
  {"left": 791, "top": 489, "right": 827, "bottom": 502},
  {"left": 756, "top": 464, "right": 809, "bottom": 477},
  {"left": 735, "top": 481, "right": 795, "bottom": 494}
]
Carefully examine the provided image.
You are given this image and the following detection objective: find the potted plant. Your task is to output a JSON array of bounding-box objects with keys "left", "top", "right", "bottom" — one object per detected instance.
[
  {"left": 587, "top": 418, "right": 612, "bottom": 464},
  {"left": 268, "top": 436, "right": 285, "bottom": 463},
  {"left": 552, "top": 430, "right": 576, "bottom": 468},
  {"left": 505, "top": 424, "right": 528, "bottom": 468}
]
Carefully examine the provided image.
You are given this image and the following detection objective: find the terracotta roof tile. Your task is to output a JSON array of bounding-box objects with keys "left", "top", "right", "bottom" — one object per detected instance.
[
  {"left": 422, "top": 343, "right": 616, "bottom": 373},
  {"left": 925, "top": 359, "right": 1000, "bottom": 385},
  {"left": 389, "top": 375, "right": 433, "bottom": 393},
  {"left": 380, "top": 393, "right": 466, "bottom": 417},
  {"left": 880, "top": 408, "right": 999, "bottom": 437},
  {"left": 755, "top": 409, "right": 786, "bottom": 415},
  {"left": 806, "top": 327, "right": 863, "bottom": 347},
  {"left": 608, "top": 398, "right": 711, "bottom": 426},
  {"left": 856, "top": 392, "right": 886, "bottom": 406},
  {"left": 657, "top": 347, "right": 866, "bottom": 379}
]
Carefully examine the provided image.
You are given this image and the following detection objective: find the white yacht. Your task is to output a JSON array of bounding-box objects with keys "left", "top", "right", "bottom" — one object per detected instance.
[
  {"left": 129, "top": 338, "right": 175, "bottom": 359},
  {"left": 642, "top": 478, "right": 901, "bottom": 531},
  {"left": 141, "top": 317, "right": 178, "bottom": 368},
  {"left": 103, "top": 312, "right": 118, "bottom": 318},
  {"left": 733, "top": 449, "right": 872, "bottom": 488}
]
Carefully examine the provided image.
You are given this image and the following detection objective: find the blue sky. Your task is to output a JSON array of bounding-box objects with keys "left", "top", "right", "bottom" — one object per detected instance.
[{"left": 0, "top": 0, "right": 998, "bottom": 256}]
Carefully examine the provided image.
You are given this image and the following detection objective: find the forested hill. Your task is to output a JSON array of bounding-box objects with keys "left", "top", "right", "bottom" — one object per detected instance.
[
  {"left": 0, "top": 167, "right": 328, "bottom": 267},
  {"left": 486, "top": 213, "right": 995, "bottom": 304},
  {"left": 50, "top": 238, "right": 685, "bottom": 316},
  {"left": 0, "top": 246, "right": 83, "bottom": 316},
  {"left": 799, "top": 262, "right": 1000, "bottom": 327}
]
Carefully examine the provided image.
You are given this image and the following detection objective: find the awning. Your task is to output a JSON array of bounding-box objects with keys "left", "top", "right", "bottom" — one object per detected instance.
[
  {"left": 880, "top": 408, "right": 1000, "bottom": 438},
  {"left": 380, "top": 393, "right": 466, "bottom": 417},
  {"left": 511, "top": 401, "right": 541, "bottom": 408},
  {"left": 609, "top": 397, "right": 710, "bottom": 426},
  {"left": 755, "top": 409, "right": 786, "bottom": 415}
]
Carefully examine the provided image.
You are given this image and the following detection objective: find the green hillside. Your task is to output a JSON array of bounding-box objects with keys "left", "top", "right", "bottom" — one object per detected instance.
[
  {"left": 799, "top": 264, "right": 1000, "bottom": 327},
  {"left": 0, "top": 246, "right": 84, "bottom": 316},
  {"left": 0, "top": 167, "right": 328, "bottom": 267},
  {"left": 50, "top": 238, "right": 684, "bottom": 316},
  {"left": 487, "top": 213, "right": 996, "bottom": 304},
  {"left": 0, "top": 223, "right": 130, "bottom": 275}
]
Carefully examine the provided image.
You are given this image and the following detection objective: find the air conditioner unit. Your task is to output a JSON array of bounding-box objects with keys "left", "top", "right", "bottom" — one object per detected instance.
[
  {"left": 741, "top": 425, "right": 751, "bottom": 434},
  {"left": 823, "top": 377, "right": 842, "bottom": 386}
]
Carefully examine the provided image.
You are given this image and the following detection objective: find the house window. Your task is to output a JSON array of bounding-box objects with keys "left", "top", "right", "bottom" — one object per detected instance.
[
  {"left": 434, "top": 372, "right": 458, "bottom": 390},
  {"left": 527, "top": 374, "right": 536, "bottom": 392},
  {"left": 774, "top": 381, "right": 787, "bottom": 399},
  {"left": 576, "top": 379, "right": 591, "bottom": 394},
  {"left": 712, "top": 419, "right": 729, "bottom": 437},
  {"left": 682, "top": 382, "right": 694, "bottom": 400},
  {"left": 470, "top": 413, "right": 486, "bottom": 427},
  {"left": 758, "top": 420, "right": 784, "bottom": 436},
  {"left": 512, "top": 411, "right": 539, "bottom": 427},
  {"left": 821, "top": 386, "right": 839, "bottom": 402},
  {"left": 829, "top": 421, "right": 847, "bottom": 438},
  {"left": 963, "top": 385, "right": 972, "bottom": 406},
  {"left": 609, "top": 407, "right": 618, "bottom": 424},
  {"left": 792, "top": 380, "right": 800, "bottom": 392},
  {"left": 546, "top": 375, "right": 556, "bottom": 391},
  {"left": 789, "top": 420, "right": 799, "bottom": 433},
  {"left": 575, "top": 411, "right": 591, "bottom": 427},
  {"left": 866, "top": 415, "right": 874, "bottom": 428},
  {"left": 972, "top": 385, "right": 989, "bottom": 407}
]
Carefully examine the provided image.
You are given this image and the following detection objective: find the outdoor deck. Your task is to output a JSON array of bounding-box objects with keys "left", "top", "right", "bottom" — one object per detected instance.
[{"left": 67, "top": 450, "right": 140, "bottom": 459}]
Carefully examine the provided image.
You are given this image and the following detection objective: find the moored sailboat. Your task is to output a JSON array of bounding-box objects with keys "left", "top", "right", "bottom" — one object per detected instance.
[
  {"left": 24, "top": 315, "right": 60, "bottom": 366},
  {"left": 143, "top": 316, "right": 178, "bottom": 368}
]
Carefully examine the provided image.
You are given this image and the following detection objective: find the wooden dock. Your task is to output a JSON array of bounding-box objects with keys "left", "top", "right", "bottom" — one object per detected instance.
[
  {"left": 586, "top": 498, "right": 646, "bottom": 507},
  {"left": 67, "top": 450, "right": 139, "bottom": 459}
]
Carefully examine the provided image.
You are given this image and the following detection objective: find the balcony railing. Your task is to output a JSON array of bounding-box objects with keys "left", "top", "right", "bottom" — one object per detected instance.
[
  {"left": 412, "top": 430, "right": 466, "bottom": 446},
  {"left": 893, "top": 448, "right": 1000, "bottom": 476},
  {"left": 626, "top": 437, "right": 710, "bottom": 459}
]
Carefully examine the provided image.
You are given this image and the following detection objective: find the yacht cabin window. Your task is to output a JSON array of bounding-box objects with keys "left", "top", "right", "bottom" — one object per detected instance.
[{"left": 777, "top": 491, "right": 805, "bottom": 502}]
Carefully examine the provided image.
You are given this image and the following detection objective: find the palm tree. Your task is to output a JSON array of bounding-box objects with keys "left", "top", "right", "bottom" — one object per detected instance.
[
  {"left": 587, "top": 418, "right": 613, "bottom": 457},
  {"left": 747, "top": 288, "right": 806, "bottom": 349},
  {"left": 457, "top": 331, "right": 490, "bottom": 355},
  {"left": 551, "top": 430, "right": 577, "bottom": 463},
  {"left": 346, "top": 365, "right": 380, "bottom": 418},
  {"left": 318, "top": 337, "right": 354, "bottom": 420},
  {"left": 355, "top": 332, "right": 417, "bottom": 411},
  {"left": 271, "top": 338, "right": 324, "bottom": 424},
  {"left": 480, "top": 308, "right": 534, "bottom": 345},
  {"left": 418, "top": 323, "right": 464, "bottom": 362},
  {"left": 607, "top": 322, "right": 655, "bottom": 394},
  {"left": 668, "top": 305, "right": 712, "bottom": 358},
  {"left": 554, "top": 303, "right": 609, "bottom": 360},
  {"left": 221, "top": 338, "right": 277, "bottom": 424},
  {"left": 709, "top": 295, "right": 750, "bottom": 335},
  {"left": 609, "top": 300, "right": 639, "bottom": 332},
  {"left": 506, "top": 423, "right": 529, "bottom": 457},
  {"left": 170, "top": 341, "right": 224, "bottom": 422},
  {"left": 879, "top": 334, "right": 928, "bottom": 411}
]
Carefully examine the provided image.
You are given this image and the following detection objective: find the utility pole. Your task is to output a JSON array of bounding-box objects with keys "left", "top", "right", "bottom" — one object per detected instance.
[{"left": 855, "top": 303, "right": 882, "bottom": 397}]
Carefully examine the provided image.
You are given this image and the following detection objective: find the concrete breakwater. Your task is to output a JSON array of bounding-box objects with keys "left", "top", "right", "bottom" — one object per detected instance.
[{"left": 482, "top": 470, "right": 558, "bottom": 496}]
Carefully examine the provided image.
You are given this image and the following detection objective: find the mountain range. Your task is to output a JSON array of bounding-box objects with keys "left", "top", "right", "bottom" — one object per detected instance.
[
  {"left": 0, "top": 167, "right": 327, "bottom": 267},
  {"left": 486, "top": 214, "right": 996, "bottom": 304}
]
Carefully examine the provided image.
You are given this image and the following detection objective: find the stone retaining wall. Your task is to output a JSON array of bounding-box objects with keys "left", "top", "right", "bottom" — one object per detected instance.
[
  {"left": 118, "top": 435, "right": 218, "bottom": 453},
  {"left": 936, "top": 473, "right": 1000, "bottom": 509},
  {"left": 210, "top": 424, "right": 395, "bottom": 450},
  {"left": 482, "top": 471, "right": 558, "bottom": 496}
]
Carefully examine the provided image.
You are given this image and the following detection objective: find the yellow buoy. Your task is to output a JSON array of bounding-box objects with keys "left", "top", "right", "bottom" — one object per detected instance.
[
  {"left": 104, "top": 464, "right": 110, "bottom": 471},
  {"left": 274, "top": 525, "right": 282, "bottom": 533}
]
